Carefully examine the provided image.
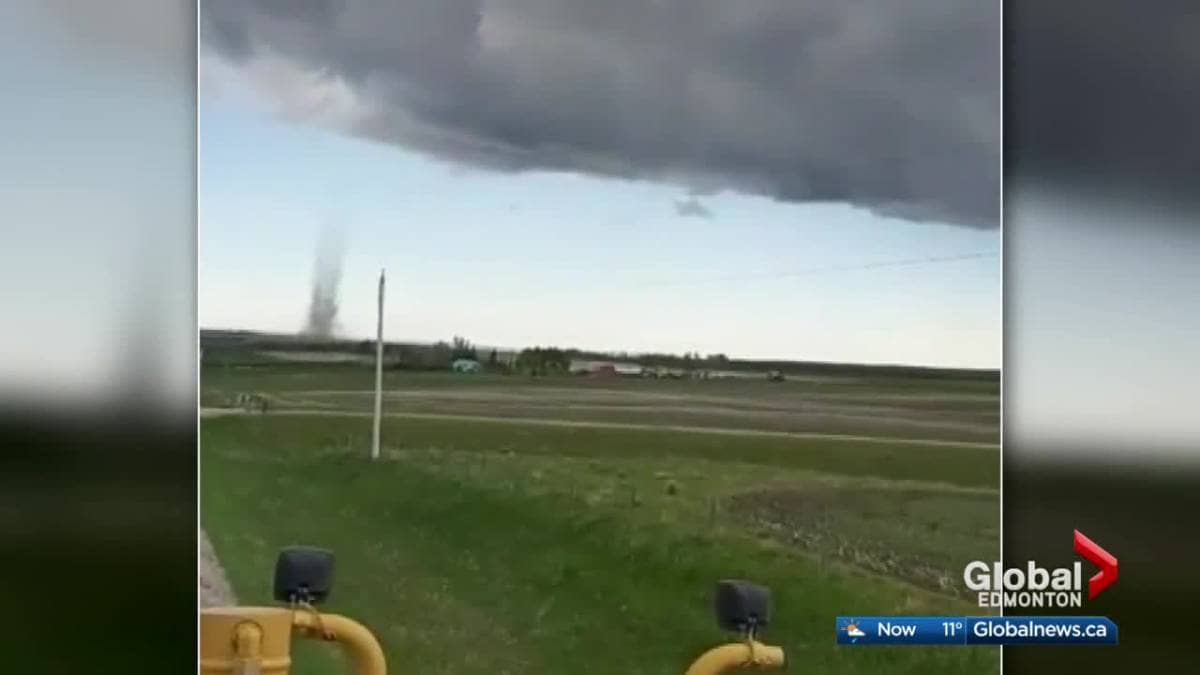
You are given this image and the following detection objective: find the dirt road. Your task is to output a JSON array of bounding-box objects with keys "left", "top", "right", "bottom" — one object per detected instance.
[
  {"left": 200, "top": 529, "right": 236, "bottom": 608},
  {"left": 199, "top": 406, "right": 997, "bottom": 449}
]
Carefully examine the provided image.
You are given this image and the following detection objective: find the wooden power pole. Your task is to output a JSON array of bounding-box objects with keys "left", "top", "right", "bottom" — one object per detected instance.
[{"left": 371, "top": 269, "right": 385, "bottom": 460}]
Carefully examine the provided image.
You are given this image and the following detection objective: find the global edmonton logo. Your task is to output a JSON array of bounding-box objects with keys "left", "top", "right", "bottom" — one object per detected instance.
[{"left": 963, "top": 530, "right": 1118, "bottom": 608}]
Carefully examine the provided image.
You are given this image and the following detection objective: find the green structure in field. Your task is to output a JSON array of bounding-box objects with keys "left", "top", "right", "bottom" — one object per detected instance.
[{"left": 452, "top": 358, "right": 482, "bottom": 374}]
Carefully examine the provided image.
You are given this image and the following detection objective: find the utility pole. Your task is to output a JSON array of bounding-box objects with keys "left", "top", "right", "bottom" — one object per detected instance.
[{"left": 371, "top": 269, "right": 385, "bottom": 460}]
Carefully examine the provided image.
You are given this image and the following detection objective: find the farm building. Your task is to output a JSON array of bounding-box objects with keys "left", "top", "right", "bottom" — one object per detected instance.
[
  {"left": 451, "top": 358, "right": 482, "bottom": 373},
  {"left": 613, "top": 363, "right": 645, "bottom": 376},
  {"left": 591, "top": 363, "right": 618, "bottom": 377},
  {"left": 569, "top": 359, "right": 647, "bottom": 377}
]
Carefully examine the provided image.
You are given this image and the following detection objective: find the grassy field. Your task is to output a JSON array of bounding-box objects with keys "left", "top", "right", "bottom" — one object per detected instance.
[
  {"left": 202, "top": 365, "right": 1000, "bottom": 445},
  {"left": 201, "top": 363, "right": 999, "bottom": 674}
]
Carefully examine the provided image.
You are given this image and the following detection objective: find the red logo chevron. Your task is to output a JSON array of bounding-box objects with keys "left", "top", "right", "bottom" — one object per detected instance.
[{"left": 1074, "top": 530, "right": 1118, "bottom": 599}]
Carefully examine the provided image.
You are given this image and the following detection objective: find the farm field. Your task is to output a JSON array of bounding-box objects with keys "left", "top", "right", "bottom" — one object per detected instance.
[
  {"left": 201, "top": 362, "right": 1000, "bottom": 675},
  {"left": 203, "top": 365, "right": 1000, "bottom": 445}
]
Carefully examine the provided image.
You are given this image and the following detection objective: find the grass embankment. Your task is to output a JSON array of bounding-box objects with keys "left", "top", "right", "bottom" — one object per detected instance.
[{"left": 203, "top": 415, "right": 998, "bottom": 675}]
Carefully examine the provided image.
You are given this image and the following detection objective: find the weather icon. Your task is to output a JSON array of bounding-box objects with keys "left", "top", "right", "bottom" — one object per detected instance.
[{"left": 839, "top": 619, "right": 868, "bottom": 644}]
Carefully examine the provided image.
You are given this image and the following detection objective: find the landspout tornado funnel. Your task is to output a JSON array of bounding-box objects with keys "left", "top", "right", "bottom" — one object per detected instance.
[{"left": 304, "top": 227, "right": 345, "bottom": 339}]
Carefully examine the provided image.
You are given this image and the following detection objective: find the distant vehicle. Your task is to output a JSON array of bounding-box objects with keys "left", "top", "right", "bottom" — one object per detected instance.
[{"left": 766, "top": 370, "right": 786, "bottom": 382}]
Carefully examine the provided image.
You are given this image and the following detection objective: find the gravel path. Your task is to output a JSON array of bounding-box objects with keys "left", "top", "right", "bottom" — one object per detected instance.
[{"left": 200, "top": 529, "right": 237, "bottom": 608}]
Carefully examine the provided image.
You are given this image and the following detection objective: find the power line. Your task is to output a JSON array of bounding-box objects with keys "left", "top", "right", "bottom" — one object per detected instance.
[
  {"left": 608, "top": 250, "right": 1000, "bottom": 290},
  {"left": 408, "top": 249, "right": 999, "bottom": 300}
]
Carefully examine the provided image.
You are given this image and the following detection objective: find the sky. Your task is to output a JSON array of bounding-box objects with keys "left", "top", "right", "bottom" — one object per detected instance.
[
  {"left": 7, "top": 0, "right": 1195, "bottom": 457},
  {"left": 198, "top": 0, "right": 1001, "bottom": 369},
  {"left": 2, "top": 1, "right": 196, "bottom": 403}
]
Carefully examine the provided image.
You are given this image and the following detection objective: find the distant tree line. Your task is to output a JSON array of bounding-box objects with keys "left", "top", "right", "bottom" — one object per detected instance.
[
  {"left": 199, "top": 330, "right": 996, "bottom": 381},
  {"left": 383, "top": 336, "right": 509, "bottom": 373},
  {"left": 561, "top": 348, "right": 730, "bottom": 371},
  {"left": 514, "top": 347, "right": 570, "bottom": 376}
]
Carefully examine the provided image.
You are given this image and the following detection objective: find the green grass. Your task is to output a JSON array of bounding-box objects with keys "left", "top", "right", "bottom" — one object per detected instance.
[
  {"left": 253, "top": 396, "right": 998, "bottom": 444},
  {"left": 246, "top": 415, "right": 997, "bottom": 488},
  {"left": 202, "top": 414, "right": 998, "bottom": 675}
]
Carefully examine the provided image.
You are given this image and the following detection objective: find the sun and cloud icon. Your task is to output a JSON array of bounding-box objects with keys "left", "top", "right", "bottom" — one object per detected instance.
[{"left": 840, "top": 618, "right": 867, "bottom": 643}]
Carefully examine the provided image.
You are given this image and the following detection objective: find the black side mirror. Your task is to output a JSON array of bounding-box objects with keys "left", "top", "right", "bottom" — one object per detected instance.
[
  {"left": 274, "top": 546, "right": 335, "bottom": 605},
  {"left": 714, "top": 579, "right": 771, "bottom": 635}
]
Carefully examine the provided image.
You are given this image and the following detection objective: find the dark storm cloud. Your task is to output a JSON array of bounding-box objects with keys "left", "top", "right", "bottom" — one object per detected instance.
[
  {"left": 1009, "top": 1, "right": 1200, "bottom": 211},
  {"left": 674, "top": 196, "right": 712, "bottom": 219},
  {"left": 201, "top": 0, "right": 1000, "bottom": 228}
]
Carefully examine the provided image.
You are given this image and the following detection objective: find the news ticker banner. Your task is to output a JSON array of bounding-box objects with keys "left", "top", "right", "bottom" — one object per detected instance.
[{"left": 836, "top": 616, "right": 1118, "bottom": 646}]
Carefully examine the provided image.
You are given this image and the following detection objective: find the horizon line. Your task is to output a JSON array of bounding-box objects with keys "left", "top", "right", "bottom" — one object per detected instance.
[{"left": 199, "top": 326, "right": 1000, "bottom": 373}]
